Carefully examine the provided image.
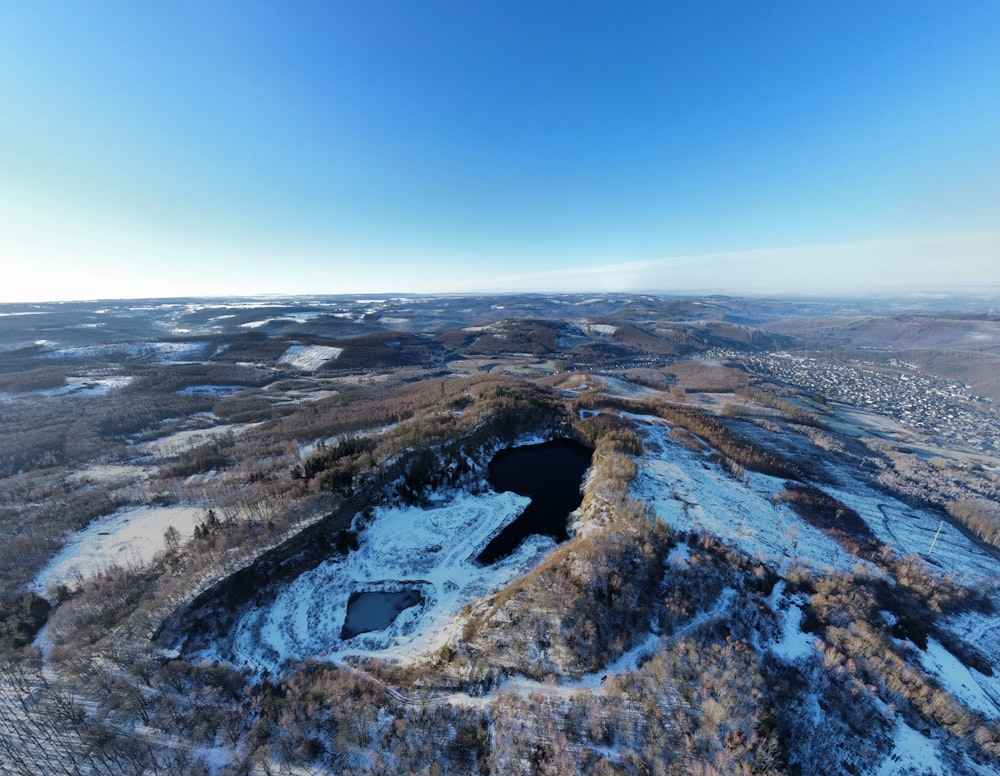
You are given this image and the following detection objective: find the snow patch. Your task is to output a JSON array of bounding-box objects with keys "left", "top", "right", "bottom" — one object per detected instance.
[
  {"left": 40, "top": 341, "right": 209, "bottom": 362},
  {"left": 874, "top": 718, "right": 946, "bottom": 775},
  {"left": 629, "top": 415, "right": 869, "bottom": 574},
  {"left": 920, "top": 637, "right": 1000, "bottom": 719},
  {"left": 768, "top": 581, "right": 816, "bottom": 662},
  {"left": 33, "top": 505, "right": 204, "bottom": 592},
  {"left": 177, "top": 385, "right": 248, "bottom": 396},
  {"left": 38, "top": 376, "right": 133, "bottom": 397},
  {"left": 136, "top": 423, "right": 257, "bottom": 457},
  {"left": 277, "top": 344, "right": 344, "bottom": 370}
]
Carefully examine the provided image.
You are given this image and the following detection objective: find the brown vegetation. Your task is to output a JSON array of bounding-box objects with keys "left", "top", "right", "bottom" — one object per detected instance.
[
  {"left": 777, "top": 483, "right": 881, "bottom": 560},
  {"left": 947, "top": 498, "right": 1000, "bottom": 549},
  {"left": 579, "top": 392, "right": 803, "bottom": 480}
]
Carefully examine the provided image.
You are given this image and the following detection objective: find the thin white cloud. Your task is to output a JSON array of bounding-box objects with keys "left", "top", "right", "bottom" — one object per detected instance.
[{"left": 465, "top": 232, "right": 1000, "bottom": 295}]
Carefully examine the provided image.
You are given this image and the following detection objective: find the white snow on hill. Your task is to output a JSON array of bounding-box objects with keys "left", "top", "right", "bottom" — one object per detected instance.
[
  {"left": 136, "top": 422, "right": 259, "bottom": 457},
  {"left": 33, "top": 505, "right": 204, "bottom": 593},
  {"left": 583, "top": 323, "right": 617, "bottom": 336},
  {"left": 40, "top": 376, "right": 133, "bottom": 397},
  {"left": 213, "top": 433, "right": 558, "bottom": 671},
  {"left": 920, "top": 637, "right": 1000, "bottom": 720},
  {"left": 40, "top": 341, "right": 209, "bottom": 362},
  {"left": 217, "top": 489, "right": 540, "bottom": 671},
  {"left": 277, "top": 344, "right": 343, "bottom": 370},
  {"left": 629, "top": 415, "right": 869, "bottom": 575}
]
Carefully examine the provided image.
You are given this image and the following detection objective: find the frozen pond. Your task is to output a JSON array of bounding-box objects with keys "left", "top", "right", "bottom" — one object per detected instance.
[{"left": 340, "top": 589, "right": 424, "bottom": 639}]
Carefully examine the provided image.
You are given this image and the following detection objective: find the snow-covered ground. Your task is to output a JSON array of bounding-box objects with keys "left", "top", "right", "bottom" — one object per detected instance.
[
  {"left": 277, "top": 344, "right": 344, "bottom": 370},
  {"left": 582, "top": 323, "right": 617, "bottom": 336},
  {"left": 875, "top": 720, "right": 949, "bottom": 776},
  {"left": 215, "top": 489, "right": 547, "bottom": 671},
  {"left": 822, "top": 471, "right": 1000, "bottom": 584},
  {"left": 136, "top": 422, "right": 258, "bottom": 457},
  {"left": 629, "top": 415, "right": 871, "bottom": 575},
  {"left": 39, "top": 341, "right": 209, "bottom": 362},
  {"left": 631, "top": 411, "right": 1000, "bottom": 585},
  {"left": 629, "top": 411, "right": 1000, "bottom": 767},
  {"left": 176, "top": 384, "right": 247, "bottom": 396},
  {"left": 238, "top": 312, "right": 325, "bottom": 329},
  {"left": 768, "top": 581, "right": 816, "bottom": 662},
  {"left": 38, "top": 375, "right": 133, "bottom": 397},
  {"left": 68, "top": 463, "right": 148, "bottom": 485},
  {"left": 33, "top": 505, "right": 204, "bottom": 593},
  {"left": 920, "top": 637, "right": 1000, "bottom": 719},
  {"left": 594, "top": 375, "right": 662, "bottom": 399}
]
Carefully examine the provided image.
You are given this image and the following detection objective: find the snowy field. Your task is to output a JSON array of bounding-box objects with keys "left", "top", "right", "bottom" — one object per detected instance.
[
  {"left": 582, "top": 323, "right": 617, "bottom": 336},
  {"left": 39, "top": 341, "right": 209, "bottom": 362},
  {"left": 176, "top": 384, "right": 248, "bottom": 396},
  {"left": 136, "top": 422, "right": 258, "bottom": 457},
  {"left": 594, "top": 375, "right": 663, "bottom": 399},
  {"left": 630, "top": 412, "right": 1000, "bottom": 585},
  {"left": 277, "top": 344, "right": 344, "bottom": 370},
  {"left": 629, "top": 414, "right": 871, "bottom": 575},
  {"left": 33, "top": 505, "right": 204, "bottom": 593},
  {"left": 39, "top": 375, "right": 134, "bottom": 397},
  {"left": 0, "top": 375, "right": 134, "bottom": 401},
  {"left": 238, "top": 312, "right": 325, "bottom": 329},
  {"left": 215, "top": 489, "right": 547, "bottom": 671}
]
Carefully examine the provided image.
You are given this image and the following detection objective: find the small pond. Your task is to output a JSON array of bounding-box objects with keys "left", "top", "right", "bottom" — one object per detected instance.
[
  {"left": 340, "top": 589, "right": 424, "bottom": 639},
  {"left": 476, "top": 438, "right": 593, "bottom": 564}
]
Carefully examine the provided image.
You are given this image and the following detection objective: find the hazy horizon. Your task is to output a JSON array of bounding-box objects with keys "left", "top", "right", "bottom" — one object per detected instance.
[{"left": 2, "top": 2, "right": 998, "bottom": 303}]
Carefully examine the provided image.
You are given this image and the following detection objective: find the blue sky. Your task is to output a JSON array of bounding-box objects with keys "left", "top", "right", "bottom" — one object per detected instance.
[{"left": 1, "top": 1, "right": 998, "bottom": 302}]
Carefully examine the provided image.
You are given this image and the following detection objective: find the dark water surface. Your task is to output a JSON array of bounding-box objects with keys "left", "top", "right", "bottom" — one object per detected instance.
[
  {"left": 476, "top": 439, "right": 592, "bottom": 564},
  {"left": 340, "top": 589, "right": 424, "bottom": 639}
]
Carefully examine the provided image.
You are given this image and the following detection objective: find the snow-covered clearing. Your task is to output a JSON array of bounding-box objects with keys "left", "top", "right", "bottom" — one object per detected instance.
[
  {"left": 217, "top": 489, "right": 549, "bottom": 671},
  {"left": 136, "top": 422, "right": 258, "bottom": 457},
  {"left": 594, "top": 375, "right": 662, "bottom": 399},
  {"left": 628, "top": 411, "right": 999, "bottom": 585},
  {"left": 238, "top": 313, "right": 326, "bottom": 329},
  {"left": 582, "top": 323, "right": 617, "bottom": 336},
  {"left": 768, "top": 581, "right": 816, "bottom": 662},
  {"left": 629, "top": 415, "right": 870, "bottom": 575},
  {"left": 297, "top": 425, "right": 397, "bottom": 461},
  {"left": 40, "top": 341, "right": 209, "bottom": 362},
  {"left": 633, "top": 411, "right": 1000, "bottom": 752},
  {"left": 68, "top": 463, "right": 148, "bottom": 486},
  {"left": 176, "top": 384, "right": 248, "bottom": 396},
  {"left": 875, "top": 719, "right": 947, "bottom": 775},
  {"left": 938, "top": 608, "right": 1000, "bottom": 718},
  {"left": 823, "top": 472, "right": 1000, "bottom": 584},
  {"left": 38, "top": 375, "right": 133, "bottom": 397},
  {"left": 238, "top": 318, "right": 282, "bottom": 328},
  {"left": 277, "top": 344, "right": 343, "bottom": 370},
  {"left": 920, "top": 638, "right": 1000, "bottom": 719},
  {"left": 33, "top": 505, "right": 204, "bottom": 593}
]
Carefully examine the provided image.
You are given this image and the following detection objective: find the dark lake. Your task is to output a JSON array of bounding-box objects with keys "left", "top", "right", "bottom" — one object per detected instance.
[
  {"left": 476, "top": 438, "right": 593, "bottom": 564},
  {"left": 340, "top": 589, "right": 423, "bottom": 639}
]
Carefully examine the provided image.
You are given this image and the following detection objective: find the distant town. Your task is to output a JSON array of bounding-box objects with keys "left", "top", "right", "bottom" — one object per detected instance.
[{"left": 718, "top": 350, "right": 1000, "bottom": 457}]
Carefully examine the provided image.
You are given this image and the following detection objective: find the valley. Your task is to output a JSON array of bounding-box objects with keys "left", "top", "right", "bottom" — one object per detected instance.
[{"left": 0, "top": 293, "right": 999, "bottom": 774}]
